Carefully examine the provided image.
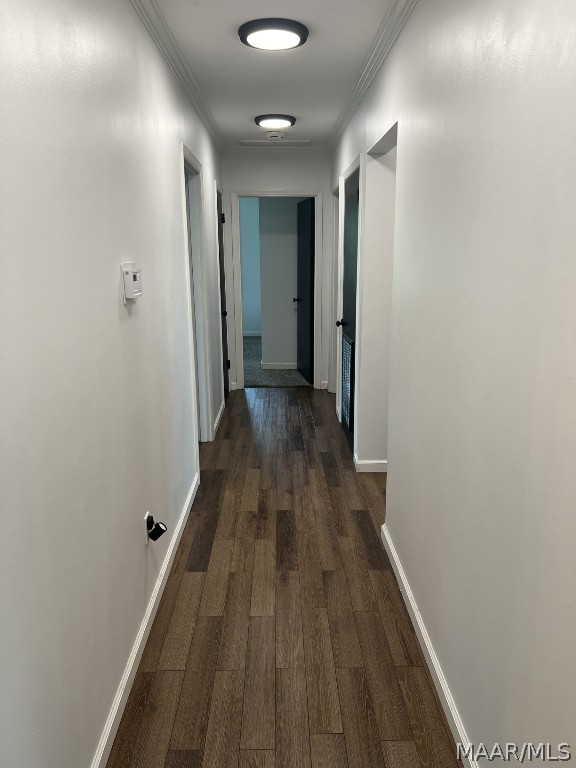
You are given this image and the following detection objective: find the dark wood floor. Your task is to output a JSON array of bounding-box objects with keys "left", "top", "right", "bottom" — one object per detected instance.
[{"left": 106, "top": 388, "right": 460, "bottom": 768}]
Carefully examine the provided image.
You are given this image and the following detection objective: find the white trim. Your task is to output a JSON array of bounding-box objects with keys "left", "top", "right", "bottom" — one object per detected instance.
[
  {"left": 230, "top": 381, "right": 239, "bottom": 391},
  {"left": 230, "top": 192, "right": 245, "bottom": 390},
  {"left": 230, "top": 191, "right": 324, "bottom": 391},
  {"left": 328, "top": 192, "right": 339, "bottom": 395},
  {"left": 335, "top": 159, "right": 360, "bottom": 422},
  {"left": 352, "top": 153, "right": 367, "bottom": 460},
  {"left": 312, "top": 193, "right": 323, "bottom": 392},
  {"left": 261, "top": 363, "right": 297, "bottom": 370},
  {"left": 181, "top": 145, "right": 213, "bottom": 443},
  {"left": 212, "top": 179, "right": 227, "bottom": 432},
  {"left": 331, "top": 0, "right": 419, "bottom": 147},
  {"left": 217, "top": 183, "right": 236, "bottom": 416},
  {"left": 335, "top": 176, "right": 345, "bottom": 419},
  {"left": 380, "top": 525, "right": 477, "bottom": 768},
  {"left": 353, "top": 125, "right": 399, "bottom": 474},
  {"left": 130, "top": 0, "right": 417, "bottom": 153},
  {"left": 213, "top": 398, "right": 225, "bottom": 436},
  {"left": 320, "top": 380, "right": 328, "bottom": 390},
  {"left": 130, "top": 0, "right": 221, "bottom": 146},
  {"left": 91, "top": 474, "right": 200, "bottom": 768},
  {"left": 353, "top": 456, "right": 387, "bottom": 473}
]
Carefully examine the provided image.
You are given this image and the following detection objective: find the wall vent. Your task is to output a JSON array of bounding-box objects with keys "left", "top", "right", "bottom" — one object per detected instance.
[{"left": 239, "top": 139, "right": 311, "bottom": 147}]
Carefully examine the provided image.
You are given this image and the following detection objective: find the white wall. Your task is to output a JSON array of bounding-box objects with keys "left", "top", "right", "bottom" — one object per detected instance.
[
  {"left": 0, "top": 0, "right": 222, "bottom": 766},
  {"left": 259, "top": 198, "right": 299, "bottom": 368},
  {"left": 333, "top": 0, "right": 576, "bottom": 756},
  {"left": 222, "top": 152, "right": 334, "bottom": 389},
  {"left": 239, "top": 197, "right": 261, "bottom": 335}
]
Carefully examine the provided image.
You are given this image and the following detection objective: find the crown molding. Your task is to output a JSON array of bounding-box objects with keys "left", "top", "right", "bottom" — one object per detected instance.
[
  {"left": 130, "top": 0, "right": 222, "bottom": 147},
  {"left": 331, "top": 0, "right": 419, "bottom": 148},
  {"left": 131, "top": 0, "right": 418, "bottom": 155}
]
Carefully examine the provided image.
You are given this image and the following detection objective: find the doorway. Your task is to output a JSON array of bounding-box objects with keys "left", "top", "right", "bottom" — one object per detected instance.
[
  {"left": 339, "top": 169, "right": 360, "bottom": 449},
  {"left": 216, "top": 189, "right": 229, "bottom": 399},
  {"left": 183, "top": 155, "right": 211, "bottom": 442},
  {"left": 237, "top": 196, "right": 315, "bottom": 387},
  {"left": 352, "top": 123, "right": 398, "bottom": 471}
]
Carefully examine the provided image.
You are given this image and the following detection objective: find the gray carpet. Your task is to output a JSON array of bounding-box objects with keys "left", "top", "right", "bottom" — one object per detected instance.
[{"left": 243, "top": 336, "right": 310, "bottom": 387}]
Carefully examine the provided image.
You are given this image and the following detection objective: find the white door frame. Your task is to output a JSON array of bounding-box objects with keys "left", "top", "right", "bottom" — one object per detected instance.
[
  {"left": 180, "top": 143, "right": 213, "bottom": 442},
  {"left": 212, "top": 179, "right": 227, "bottom": 435},
  {"left": 353, "top": 122, "right": 399, "bottom": 470},
  {"left": 328, "top": 187, "right": 339, "bottom": 395},
  {"left": 335, "top": 157, "right": 362, "bottom": 422},
  {"left": 229, "top": 190, "right": 324, "bottom": 390}
]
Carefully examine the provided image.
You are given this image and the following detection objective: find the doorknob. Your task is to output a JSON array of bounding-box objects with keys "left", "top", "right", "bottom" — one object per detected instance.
[
  {"left": 336, "top": 319, "right": 345, "bottom": 327},
  {"left": 293, "top": 297, "right": 301, "bottom": 303}
]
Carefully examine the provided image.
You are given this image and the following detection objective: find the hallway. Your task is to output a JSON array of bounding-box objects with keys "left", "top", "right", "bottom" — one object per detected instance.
[{"left": 106, "top": 388, "right": 458, "bottom": 768}]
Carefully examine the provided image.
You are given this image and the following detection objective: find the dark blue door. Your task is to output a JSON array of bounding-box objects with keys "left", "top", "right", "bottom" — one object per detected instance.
[{"left": 296, "top": 198, "right": 315, "bottom": 385}]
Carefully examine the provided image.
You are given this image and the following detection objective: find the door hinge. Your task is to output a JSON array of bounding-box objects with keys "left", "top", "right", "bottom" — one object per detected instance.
[
  {"left": 221, "top": 213, "right": 226, "bottom": 224},
  {"left": 227, "top": 359, "right": 231, "bottom": 369}
]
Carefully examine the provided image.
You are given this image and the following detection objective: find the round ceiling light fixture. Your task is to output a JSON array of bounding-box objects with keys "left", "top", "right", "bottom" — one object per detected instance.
[
  {"left": 255, "top": 114, "right": 296, "bottom": 130},
  {"left": 238, "top": 18, "right": 309, "bottom": 51}
]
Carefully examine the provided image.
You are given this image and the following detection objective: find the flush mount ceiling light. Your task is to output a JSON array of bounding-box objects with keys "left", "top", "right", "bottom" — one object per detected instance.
[
  {"left": 255, "top": 114, "right": 296, "bottom": 130},
  {"left": 238, "top": 18, "right": 309, "bottom": 51}
]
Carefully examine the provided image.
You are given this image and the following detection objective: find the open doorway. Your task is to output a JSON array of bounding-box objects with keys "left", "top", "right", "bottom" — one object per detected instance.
[
  {"left": 183, "top": 153, "right": 211, "bottom": 441},
  {"left": 216, "top": 188, "right": 229, "bottom": 400},
  {"left": 334, "top": 128, "right": 398, "bottom": 469},
  {"left": 352, "top": 123, "right": 398, "bottom": 471},
  {"left": 338, "top": 168, "right": 360, "bottom": 449},
  {"left": 238, "top": 196, "right": 314, "bottom": 387}
]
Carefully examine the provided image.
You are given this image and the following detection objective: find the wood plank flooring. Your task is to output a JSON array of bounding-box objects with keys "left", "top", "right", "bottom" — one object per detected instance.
[{"left": 107, "top": 388, "right": 460, "bottom": 768}]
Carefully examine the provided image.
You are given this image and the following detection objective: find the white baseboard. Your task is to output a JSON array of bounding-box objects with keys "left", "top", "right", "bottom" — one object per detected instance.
[
  {"left": 90, "top": 473, "right": 200, "bottom": 768},
  {"left": 381, "top": 525, "right": 477, "bottom": 768},
  {"left": 213, "top": 398, "right": 225, "bottom": 436},
  {"left": 353, "top": 455, "right": 388, "bottom": 473},
  {"left": 320, "top": 380, "right": 328, "bottom": 389},
  {"left": 261, "top": 362, "right": 297, "bottom": 370},
  {"left": 230, "top": 381, "right": 238, "bottom": 391}
]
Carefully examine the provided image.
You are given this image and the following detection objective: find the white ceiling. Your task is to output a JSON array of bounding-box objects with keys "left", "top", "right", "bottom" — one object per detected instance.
[{"left": 136, "top": 0, "right": 416, "bottom": 149}]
